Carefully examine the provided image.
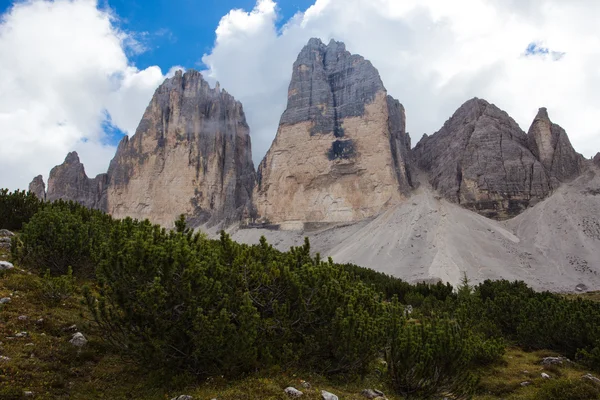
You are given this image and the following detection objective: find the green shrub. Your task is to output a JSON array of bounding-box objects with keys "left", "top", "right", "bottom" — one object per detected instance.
[
  {"left": 385, "top": 313, "right": 481, "bottom": 399},
  {"left": 15, "top": 201, "right": 112, "bottom": 276},
  {"left": 532, "top": 378, "right": 600, "bottom": 400},
  {"left": 0, "top": 188, "right": 42, "bottom": 231},
  {"left": 36, "top": 267, "right": 76, "bottom": 306},
  {"left": 85, "top": 220, "right": 387, "bottom": 378}
]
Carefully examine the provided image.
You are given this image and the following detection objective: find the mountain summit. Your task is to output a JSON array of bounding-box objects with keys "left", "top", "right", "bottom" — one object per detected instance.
[{"left": 254, "top": 38, "right": 413, "bottom": 228}]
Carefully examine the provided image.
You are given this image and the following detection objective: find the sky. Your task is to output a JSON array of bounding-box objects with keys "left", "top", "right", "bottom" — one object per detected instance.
[{"left": 1, "top": 0, "right": 599, "bottom": 190}]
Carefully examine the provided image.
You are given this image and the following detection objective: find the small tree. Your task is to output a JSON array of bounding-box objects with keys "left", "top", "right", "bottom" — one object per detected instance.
[{"left": 386, "top": 313, "right": 479, "bottom": 399}]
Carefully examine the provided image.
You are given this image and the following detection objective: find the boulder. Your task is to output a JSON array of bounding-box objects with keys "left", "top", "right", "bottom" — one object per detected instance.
[
  {"left": 321, "top": 390, "right": 338, "bottom": 400},
  {"left": 170, "top": 396, "right": 193, "bottom": 400},
  {"left": 541, "top": 372, "right": 551, "bottom": 379},
  {"left": 541, "top": 356, "right": 570, "bottom": 366},
  {"left": 69, "top": 332, "right": 88, "bottom": 347},
  {"left": 0, "top": 261, "right": 13, "bottom": 270},
  {"left": 255, "top": 38, "right": 413, "bottom": 227},
  {"left": 284, "top": 387, "right": 303, "bottom": 397},
  {"left": 0, "top": 297, "right": 10, "bottom": 304},
  {"left": 0, "top": 230, "right": 14, "bottom": 237},
  {"left": 361, "top": 389, "right": 385, "bottom": 399},
  {"left": 583, "top": 373, "right": 600, "bottom": 386}
]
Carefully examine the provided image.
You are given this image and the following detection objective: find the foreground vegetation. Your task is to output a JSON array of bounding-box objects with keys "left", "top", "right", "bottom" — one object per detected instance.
[{"left": 2, "top": 189, "right": 600, "bottom": 399}]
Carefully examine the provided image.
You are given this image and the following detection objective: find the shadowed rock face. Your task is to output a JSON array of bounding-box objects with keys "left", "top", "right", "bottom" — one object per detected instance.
[
  {"left": 28, "top": 175, "right": 46, "bottom": 201},
  {"left": 44, "top": 152, "right": 107, "bottom": 209},
  {"left": 413, "top": 98, "right": 552, "bottom": 219},
  {"left": 527, "top": 107, "right": 583, "bottom": 182},
  {"left": 106, "top": 70, "right": 256, "bottom": 227},
  {"left": 594, "top": 153, "right": 600, "bottom": 168},
  {"left": 255, "top": 38, "right": 413, "bottom": 227}
]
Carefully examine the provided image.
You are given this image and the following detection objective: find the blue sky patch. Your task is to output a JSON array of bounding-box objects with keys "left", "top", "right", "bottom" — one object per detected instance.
[
  {"left": 100, "top": 110, "right": 127, "bottom": 146},
  {"left": 525, "top": 42, "right": 565, "bottom": 61}
]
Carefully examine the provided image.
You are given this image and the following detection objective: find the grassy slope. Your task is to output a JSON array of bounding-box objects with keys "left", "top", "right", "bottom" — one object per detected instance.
[{"left": 1, "top": 245, "right": 599, "bottom": 400}]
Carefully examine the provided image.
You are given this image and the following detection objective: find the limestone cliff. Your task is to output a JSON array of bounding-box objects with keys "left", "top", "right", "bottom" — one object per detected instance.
[
  {"left": 105, "top": 70, "right": 255, "bottom": 227},
  {"left": 28, "top": 175, "right": 46, "bottom": 201},
  {"left": 413, "top": 98, "right": 552, "bottom": 219},
  {"left": 44, "top": 152, "right": 107, "bottom": 209},
  {"left": 254, "top": 38, "right": 413, "bottom": 228},
  {"left": 527, "top": 107, "right": 583, "bottom": 182}
]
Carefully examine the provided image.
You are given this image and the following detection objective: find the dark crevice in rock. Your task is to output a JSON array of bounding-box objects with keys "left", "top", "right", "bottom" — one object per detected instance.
[{"left": 456, "top": 163, "right": 463, "bottom": 204}]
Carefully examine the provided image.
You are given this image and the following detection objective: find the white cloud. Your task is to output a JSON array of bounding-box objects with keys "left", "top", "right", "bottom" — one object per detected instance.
[
  {"left": 3, "top": 0, "right": 599, "bottom": 191},
  {"left": 202, "top": 0, "right": 600, "bottom": 166},
  {"left": 0, "top": 0, "right": 171, "bottom": 190}
]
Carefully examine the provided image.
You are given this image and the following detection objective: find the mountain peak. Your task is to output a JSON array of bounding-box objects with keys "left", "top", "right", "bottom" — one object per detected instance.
[
  {"left": 527, "top": 106, "right": 582, "bottom": 181},
  {"left": 255, "top": 39, "right": 413, "bottom": 226},
  {"left": 535, "top": 107, "right": 550, "bottom": 121},
  {"left": 64, "top": 151, "right": 81, "bottom": 164}
]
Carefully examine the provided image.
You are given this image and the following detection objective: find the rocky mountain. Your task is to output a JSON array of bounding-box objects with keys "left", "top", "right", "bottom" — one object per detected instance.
[
  {"left": 233, "top": 165, "right": 600, "bottom": 292},
  {"left": 29, "top": 70, "right": 255, "bottom": 227},
  {"left": 28, "top": 175, "right": 45, "bottom": 201},
  {"left": 40, "top": 152, "right": 107, "bottom": 209},
  {"left": 412, "top": 99, "right": 584, "bottom": 219},
  {"left": 24, "top": 37, "right": 600, "bottom": 291},
  {"left": 413, "top": 98, "right": 551, "bottom": 219},
  {"left": 254, "top": 38, "right": 413, "bottom": 228},
  {"left": 105, "top": 70, "right": 255, "bottom": 227},
  {"left": 527, "top": 107, "right": 583, "bottom": 182}
]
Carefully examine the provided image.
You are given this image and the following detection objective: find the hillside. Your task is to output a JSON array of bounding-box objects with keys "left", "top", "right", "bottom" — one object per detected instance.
[{"left": 231, "top": 165, "right": 600, "bottom": 292}]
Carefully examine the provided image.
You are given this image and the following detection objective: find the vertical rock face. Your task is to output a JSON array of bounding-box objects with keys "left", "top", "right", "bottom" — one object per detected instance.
[
  {"left": 594, "top": 153, "right": 600, "bottom": 168},
  {"left": 106, "top": 70, "right": 255, "bottom": 227},
  {"left": 45, "top": 152, "right": 106, "bottom": 209},
  {"left": 28, "top": 175, "right": 46, "bottom": 201},
  {"left": 527, "top": 107, "right": 583, "bottom": 181},
  {"left": 413, "top": 98, "right": 552, "bottom": 219},
  {"left": 255, "top": 38, "right": 413, "bottom": 227}
]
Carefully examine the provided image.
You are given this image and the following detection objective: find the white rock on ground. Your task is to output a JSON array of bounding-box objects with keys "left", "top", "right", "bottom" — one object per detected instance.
[
  {"left": 284, "top": 387, "right": 303, "bottom": 397},
  {"left": 321, "top": 390, "right": 339, "bottom": 400},
  {"left": 0, "top": 261, "right": 13, "bottom": 270},
  {"left": 69, "top": 332, "right": 88, "bottom": 347}
]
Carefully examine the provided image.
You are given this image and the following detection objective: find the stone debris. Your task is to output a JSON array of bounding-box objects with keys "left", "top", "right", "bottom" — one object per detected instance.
[
  {"left": 362, "top": 389, "right": 385, "bottom": 399},
  {"left": 284, "top": 387, "right": 303, "bottom": 397},
  {"left": 321, "top": 390, "right": 338, "bottom": 400},
  {"left": 0, "top": 261, "right": 13, "bottom": 270},
  {"left": 69, "top": 332, "right": 88, "bottom": 347}
]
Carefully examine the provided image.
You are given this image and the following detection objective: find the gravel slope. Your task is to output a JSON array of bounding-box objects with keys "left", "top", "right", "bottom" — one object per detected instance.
[{"left": 229, "top": 166, "right": 600, "bottom": 292}]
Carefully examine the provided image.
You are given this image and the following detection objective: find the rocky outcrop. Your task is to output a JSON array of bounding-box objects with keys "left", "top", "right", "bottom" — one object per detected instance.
[
  {"left": 28, "top": 175, "right": 46, "bottom": 201},
  {"left": 255, "top": 38, "right": 413, "bottom": 228},
  {"left": 594, "top": 153, "right": 600, "bottom": 168},
  {"left": 527, "top": 107, "right": 583, "bottom": 181},
  {"left": 413, "top": 98, "right": 551, "bottom": 219},
  {"left": 45, "top": 152, "right": 107, "bottom": 209},
  {"left": 105, "top": 70, "right": 255, "bottom": 227}
]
